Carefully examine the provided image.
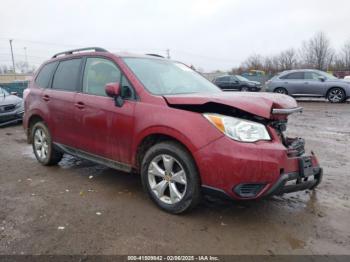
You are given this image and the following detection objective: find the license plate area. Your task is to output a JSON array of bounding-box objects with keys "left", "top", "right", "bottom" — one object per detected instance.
[{"left": 299, "top": 156, "right": 314, "bottom": 177}]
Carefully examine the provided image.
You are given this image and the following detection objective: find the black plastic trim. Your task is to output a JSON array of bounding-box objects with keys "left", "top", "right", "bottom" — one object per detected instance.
[
  {"left": 264, "top": 167, "right": 323, "bottom": 197},
  {"left": 201, "top": 185, "right": 232, "bottom": 201},
  {"left": 54, "top": 143, "right": 132, "bottom": 173}
]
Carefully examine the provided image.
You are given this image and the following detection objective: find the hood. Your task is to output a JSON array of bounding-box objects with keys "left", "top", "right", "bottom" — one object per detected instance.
[
  {"left": 163, "top": 92, "right": 298, "bottom": 119},
  {"left": 0, "top": 94, "right": 22, "bottom": 106}
]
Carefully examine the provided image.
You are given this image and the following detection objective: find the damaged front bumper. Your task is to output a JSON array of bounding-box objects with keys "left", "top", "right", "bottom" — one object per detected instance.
[
  {"left": 195, "top": 132, "right": 323, "bottom": 201},
  {"left": 264, "top": 156, "right": 323, "bottom": 197}
]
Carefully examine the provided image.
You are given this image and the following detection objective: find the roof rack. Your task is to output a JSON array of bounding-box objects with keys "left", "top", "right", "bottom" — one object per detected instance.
[
  {"left": 52, "top": 47, "right": 108, "bottom": 58},
  {"left": 145, "top": 53, "right": 165, "bottom": 58}
]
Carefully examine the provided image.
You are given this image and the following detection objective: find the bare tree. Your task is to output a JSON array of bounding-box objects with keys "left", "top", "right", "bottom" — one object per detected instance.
[
  {"left": 340, "top": 40, "right": 350, "bottom": 69},
  {"left": 241, "top": 54, "right": 264, "bottom": 70},
  {"left": 278, "top": 48, "right": 298, "bottom": 70},
  {"left": 15, "top": 61, "right": 29, "bottom": 73},
  {"left": 0, "top": 65, "right": 9, "bottom": 74},
  {"left": 262, "top": 55, "right": 280, "bottom": 74},
  {"left": 300, "top": 32, "right": 334, "bottom": 70}
]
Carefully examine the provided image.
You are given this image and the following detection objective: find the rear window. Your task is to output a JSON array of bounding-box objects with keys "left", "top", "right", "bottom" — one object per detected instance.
[
  {"left": 35, "top": 62, "right": 58, "bottom": 88},
  {"left": 52, "top": 59, "right": 82, "bottom": 91},
  {"left": 216, "top": 76, "right": 230, "bottom": 82}
]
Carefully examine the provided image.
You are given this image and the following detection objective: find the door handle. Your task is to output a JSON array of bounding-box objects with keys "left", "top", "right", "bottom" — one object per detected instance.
[
  {"left": 284, "top": 82, "right": 289, "bottom": 84},
  {"left": 304, "top": 82, "right": 309, "bottom": 84},
  {"left": 75, "top": 101, "right": 85, "bottom": 109},
  {"left": 42, "top": 95, "right": 50, "bottom": 101}
]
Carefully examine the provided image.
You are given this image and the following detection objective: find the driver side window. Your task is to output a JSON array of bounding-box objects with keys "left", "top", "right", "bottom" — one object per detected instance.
[{"left": 83, "top": 58, "right": 121, "bottom": 96}]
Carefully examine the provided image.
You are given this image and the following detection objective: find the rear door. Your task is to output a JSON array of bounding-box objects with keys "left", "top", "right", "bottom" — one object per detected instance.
[
  {"left": 215, "top": 76, "right": 232, "bottom": 90},
  {"left": 43, "top": 58, "right": 83, "bottom": 148},
  {"left": 74, "top": 56, "right": 136, "bottom": 164},
  {"left": 280, "top": 72, "right": 305, "bottom": 95}
]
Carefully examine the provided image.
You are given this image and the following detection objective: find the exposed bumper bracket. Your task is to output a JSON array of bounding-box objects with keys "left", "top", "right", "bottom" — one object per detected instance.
[{"left": 265, "top": 167, "right": 323, "bottom": 197}]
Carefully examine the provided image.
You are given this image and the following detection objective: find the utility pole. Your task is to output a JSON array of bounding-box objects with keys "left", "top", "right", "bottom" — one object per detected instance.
[
  {"left": 24, "top": 47, "right": 28, "bottom": 73},
  {"left": 9, "top": 39, "right": 16, "bottom": 74},
  {"left": 166, "top": 49, "right": 170, "bottom": 59},
  {"left": 24, "top": 47, "right": 28, "bottom": 65}
]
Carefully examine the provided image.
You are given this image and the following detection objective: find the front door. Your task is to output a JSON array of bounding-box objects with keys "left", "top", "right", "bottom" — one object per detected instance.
[
  {"left": 74, "top": 57, "right": 136, "bottom": 164},
  {"left": 304, "top": 71, "right": 327, "bottom": 95}
]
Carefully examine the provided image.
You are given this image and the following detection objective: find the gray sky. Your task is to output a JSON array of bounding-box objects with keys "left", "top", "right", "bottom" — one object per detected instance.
[{"left": 0, "top": 0, "right": 349, "bottom": 71}]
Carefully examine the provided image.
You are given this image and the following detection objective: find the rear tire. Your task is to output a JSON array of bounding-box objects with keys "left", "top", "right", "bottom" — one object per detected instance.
[
  {"left": 31, "top": 122, "right": 63, "bottom": 166},
  {"left": 274, "top": 87, "right": 288, "bottom": 95},
  {"left": 327, "top": 87, "right": 346, "bottom": 103},
  {"left": 240, "top": 86, "right": 249, "bottom": 92},
  {"left": 141, "top": 141, "right": 201, "bottom": 214}
]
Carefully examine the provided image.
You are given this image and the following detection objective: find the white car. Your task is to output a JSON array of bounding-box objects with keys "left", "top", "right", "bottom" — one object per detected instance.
[{"left": 344, "top": 76, "right": 350, "bottom": 82}]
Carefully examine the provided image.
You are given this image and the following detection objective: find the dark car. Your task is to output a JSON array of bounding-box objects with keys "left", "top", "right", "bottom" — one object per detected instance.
[
  {"left": 213, "top": 75, "right": 262, "bottom": 92},
  {"left": 23, "top": 47, "right": 322, "bottom": 214},
  {"left": 0, "top": 87, "right": 24, "bottom": 127}
]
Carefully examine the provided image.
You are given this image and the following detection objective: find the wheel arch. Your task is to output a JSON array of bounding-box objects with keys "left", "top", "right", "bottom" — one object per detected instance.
[
  {"left": 133, "top": 128, "right": 197, "bottom": 172},
  {"left": 26, "top": 113, "right": 47, "bottom": 143},
  {"left": 326, "top": 86, "right": 347, "bottom": 97}
]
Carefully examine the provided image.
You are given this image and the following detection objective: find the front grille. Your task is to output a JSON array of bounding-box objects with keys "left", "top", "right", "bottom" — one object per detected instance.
[
  {"left": 0, "top": 104, "right": 15, "bottom": 113},
  {"left": 234, "top": 183, "right": 265, "bottom": 198}
]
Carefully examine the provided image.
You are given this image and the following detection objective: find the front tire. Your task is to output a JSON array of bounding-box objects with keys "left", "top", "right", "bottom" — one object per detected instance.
[
  {"left": 141, "top": 141, "right": 201, "bottom": 214},
  {"left": 327, "top": 87, "right": 346, "bottom": 103},
  {"left": 31, "top": 122, "right": 63, "bottom": 166}
]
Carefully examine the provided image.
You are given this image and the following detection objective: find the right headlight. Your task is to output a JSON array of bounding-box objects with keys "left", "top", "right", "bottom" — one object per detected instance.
[{"left": 203, "top": 113, "right": 271, "bottom": 142}]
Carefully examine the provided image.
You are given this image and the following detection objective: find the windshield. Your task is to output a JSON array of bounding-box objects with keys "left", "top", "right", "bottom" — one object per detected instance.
[
  {"left": 235, "top": 75, "right": 250, "bottom": 81},
  {"left": 0, "top": 87, "right": 9, "bottom": 96},
  {"left": 123, "top": 58, "right": 221, "bottom": 95}
]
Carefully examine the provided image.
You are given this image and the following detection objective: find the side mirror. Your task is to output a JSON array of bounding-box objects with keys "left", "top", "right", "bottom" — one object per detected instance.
[
  {"left": 105, "top": 82, "right": 124, "bottom": 107},
  {"left": 318, "top": 76, "right": 326, "bottom": 82},
  {"left": 10, "top": 91, "right": 18, "bottom": 96}
]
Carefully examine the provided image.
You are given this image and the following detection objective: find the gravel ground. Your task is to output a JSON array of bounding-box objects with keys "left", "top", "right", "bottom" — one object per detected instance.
[{"left": 0, "top": 101, "right": 349, "bottom": 255}]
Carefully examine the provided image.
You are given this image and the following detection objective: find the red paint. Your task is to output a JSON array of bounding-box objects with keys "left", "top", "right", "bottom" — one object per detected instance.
[{"left": 23, "top": 51, "right": 320, "bottom": 200}]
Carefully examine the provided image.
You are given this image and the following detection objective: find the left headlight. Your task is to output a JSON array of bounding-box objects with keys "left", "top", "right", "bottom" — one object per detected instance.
[{"left": 203, "top": 113, "right": 271, "bottom": 142}]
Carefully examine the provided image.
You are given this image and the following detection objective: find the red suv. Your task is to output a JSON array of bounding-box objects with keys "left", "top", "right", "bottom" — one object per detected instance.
[{"left": 23, "top": 47, "right": 323, "bottom": 213}]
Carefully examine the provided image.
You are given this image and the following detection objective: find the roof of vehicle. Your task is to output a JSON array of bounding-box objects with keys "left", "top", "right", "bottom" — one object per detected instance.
[
  {"left": 50, "top": 47, "right": 166, "bottom": 60},
  {"left": 279, "top": 69, "right": 324, "bottom": 74}
]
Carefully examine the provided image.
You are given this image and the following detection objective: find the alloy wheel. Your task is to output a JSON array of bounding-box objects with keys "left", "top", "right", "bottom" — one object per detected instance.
[
  {"left": 275, "top": 88, "right": 287, "bottom": 94},
  {"left": 147, "top": 154, "right": 187, "bottom": 204},
  {"left": 328, "top": 88, "right": 344, "bottom": 103},
  {"left": 34, "top": 128, "right": 49, "bottom": 161}
]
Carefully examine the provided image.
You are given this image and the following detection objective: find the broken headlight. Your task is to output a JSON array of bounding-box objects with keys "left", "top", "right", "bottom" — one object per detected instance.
[{"left": 203, "top": 113, "right": 271, "bottom": 142}]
